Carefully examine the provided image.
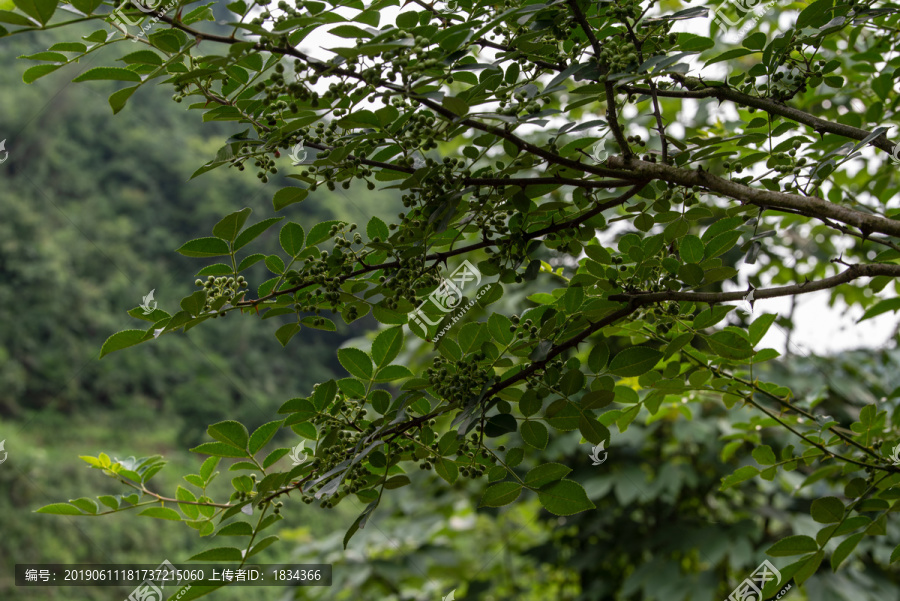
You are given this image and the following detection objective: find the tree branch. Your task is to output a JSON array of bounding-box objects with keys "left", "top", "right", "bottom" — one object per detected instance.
[
  {"left": 610, "top": 263, "right": 900, "bottom": 305},
  {"left": 622, "top": 77, "right": 894, "bottom": 154},
  {"left": 606, "top": 156, "right": 900, "bottom": 237}
]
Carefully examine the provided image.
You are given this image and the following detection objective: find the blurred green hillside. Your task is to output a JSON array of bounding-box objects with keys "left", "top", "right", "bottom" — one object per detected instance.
[{"left": 0, "top": 20, "right": 398, "bottom": 600}]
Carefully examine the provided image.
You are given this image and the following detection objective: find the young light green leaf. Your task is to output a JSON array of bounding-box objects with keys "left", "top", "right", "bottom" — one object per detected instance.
[
  {"left": 176, "top": 486, "right": 199, "bottom": 520},
  {"left": 138, "top": 507, "right": 183, "bottom": 521},
  {"left": 212, "top": 208, "right": 252, "bottom": 242},
  {"left": 35, "top": 503, "right": 83, "bottom": 515}
]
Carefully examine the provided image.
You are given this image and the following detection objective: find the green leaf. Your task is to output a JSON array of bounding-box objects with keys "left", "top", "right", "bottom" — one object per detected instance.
[
  {"left": 707, "top": 331, "right": 754, "bottom": 360},
  {"left": 263, "top": 447, "right": 291, "bottom": 468},
  {"left": 435, "top": 457, "right": 459, "bottom": 484},
  {"left": 234, "top": 216, "right": 284, "bottom": 251},
  {"left": 217, "top": 521, "right": 253, "bottom": 536},
  {"left": 177, "top": 237, "right": 231, "bottom": 258},
  {"left": 367, "top": 216, "right": 389, "bottom": 241},
  {"left": 537, "top": 479, "right": 595, "bottom": 516},
  {"left": 212, "top": 208, "right": 251, "bottom": 242},
  {"left": 13, "top": 0, "right": 56, "bottom": 25},
  {"left": 720, "top": 465, "right": 759, "bottom": 490},
  {"left": 480, "top": 482, "right": 523, "bottom": 507},
  {"left": 200, "top": 456, "right": 220, "bottom": 481},
  {"left": 678, "top": 263, "right": 704, "bottom": 286},
  {"left": 249, "top": 420, "right": 283, "bottom": 454},
  {"left": 35, "top": 503, "right": 82, "bottom": 515},
  {"left": 704, "top": 230, "right": 742, "bottom": 259},
  {"left": 749, "top": 313, "right": 777, "bottom": 345},
  {"left": 891, "top": 543, "right": 900, "bottom": 563},
  {"left": 609, "top": 346, "right": 663, "bottom": 377},
  {"left": 797, "top": 0, "right": 837, "bottom": 29},
  {"left": 109, "top": 86, "right": 140, "bottom": 115},
  {"left": 859, "top": 297, "right": 900, "bottom": 323},
  {"left": 372, "top": 326, "right": 403, "bottom": 367},
  {"left": 521, "top": 420, "right": 548, "bottom": 449},
  {"left": 73, "top": 67, "right": 142, "bottom": 83},
  {"left": 279, "top": 222, "right": 305, "bottom": 256},
  {"left": 831, "top": 532, "right": 864, "bottom": 571},
  {"left": 578, "top": 415, "right": 609, "bottom": 445},
  {"left": 810, "top": 496, "right": 844, "bottom": 524},
  {"left": 306, "top": 220, "right": 340, "bottom": 247},
  {"left": 752, "top": 445, "right": 777, "bottom": 465},
  {"left": 188, "top": 547, "right": 244, "bottom": 561},
  {"left": 794, "top": 550, "right": 824, "bottom": 585},
  {"left": 337, "top": 347, "right": 373, "bottom": 379},
  {"left": 766, "top": 534, "right": 819, "bottom": 557},
  {"left": 176, "top": 486, "right": 199, "bottom": 519},
  {"left": 488, "top": 313, "right": 514, "bottom": 345},
  {"left": 69, "top": 497, "right": 98, "bottom": 514},
  {"left": 442, "top": 95, "right": 469, "bottom": 116},
  {"left": 679, "top": 235, "right": 704, "bottom": 263},
  {"left": 237, "top": 253, "right": 265, "bottom": 271},
  {"left": 138, "top": 507, "right": 183, "bottom": 521},
  {"left": 705, "top": 48, "right": 754, "bottom": 66},
  {"left": 99, "top": 329, "right": 150, "bottom": 358},
  {"left": 273, "top": 187, "right": 308, "bottom": 210},
  {"left": 374, "top": 365, "right": 413, "bottom": 382},
  {"left": 181, "top": 290, "right": 207, "bottom": 316},
  {"left": 275, "top": 323, "right": 301, "bottom": 347},
  {"left": 190, "top": 442, "right": 249, "bottom": 458},
  {"left": 23, "top": 63, "right": 62, "bottom": 84},
  {"left": 524, "top": 463, "right": 571, "bottom": 488},
  {"left": 743, "top": 32, "right": 767, "bottom": 49},
  {"left": 208, "top": 420, "right": 249, "bottom": 450},
  {"left": 248, "top": 534, "right": 279, "bottom": 557}
]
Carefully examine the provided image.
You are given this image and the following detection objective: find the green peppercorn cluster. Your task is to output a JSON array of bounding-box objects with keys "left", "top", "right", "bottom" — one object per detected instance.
[
  {"left": 426, "top": 354, "right": 492, "bottom": 404},
  {"left": 195, "top": 275, "right": 248, "bottom": 315}
]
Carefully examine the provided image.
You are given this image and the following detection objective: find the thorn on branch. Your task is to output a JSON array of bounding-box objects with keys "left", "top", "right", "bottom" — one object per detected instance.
[{"left": 831, "top": 253, "right": 852, "bottom": 267}]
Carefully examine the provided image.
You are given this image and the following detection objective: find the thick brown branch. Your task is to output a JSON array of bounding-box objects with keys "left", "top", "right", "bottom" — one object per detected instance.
[
  {"left": 607, "top": 156, "right": 900, "bottom": 237},
  {"left": 610, "top": 263, "right": 900, "bottom": 305},
  {"left": 622, "top": 77, "right": 894, "bottom": 153}
]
